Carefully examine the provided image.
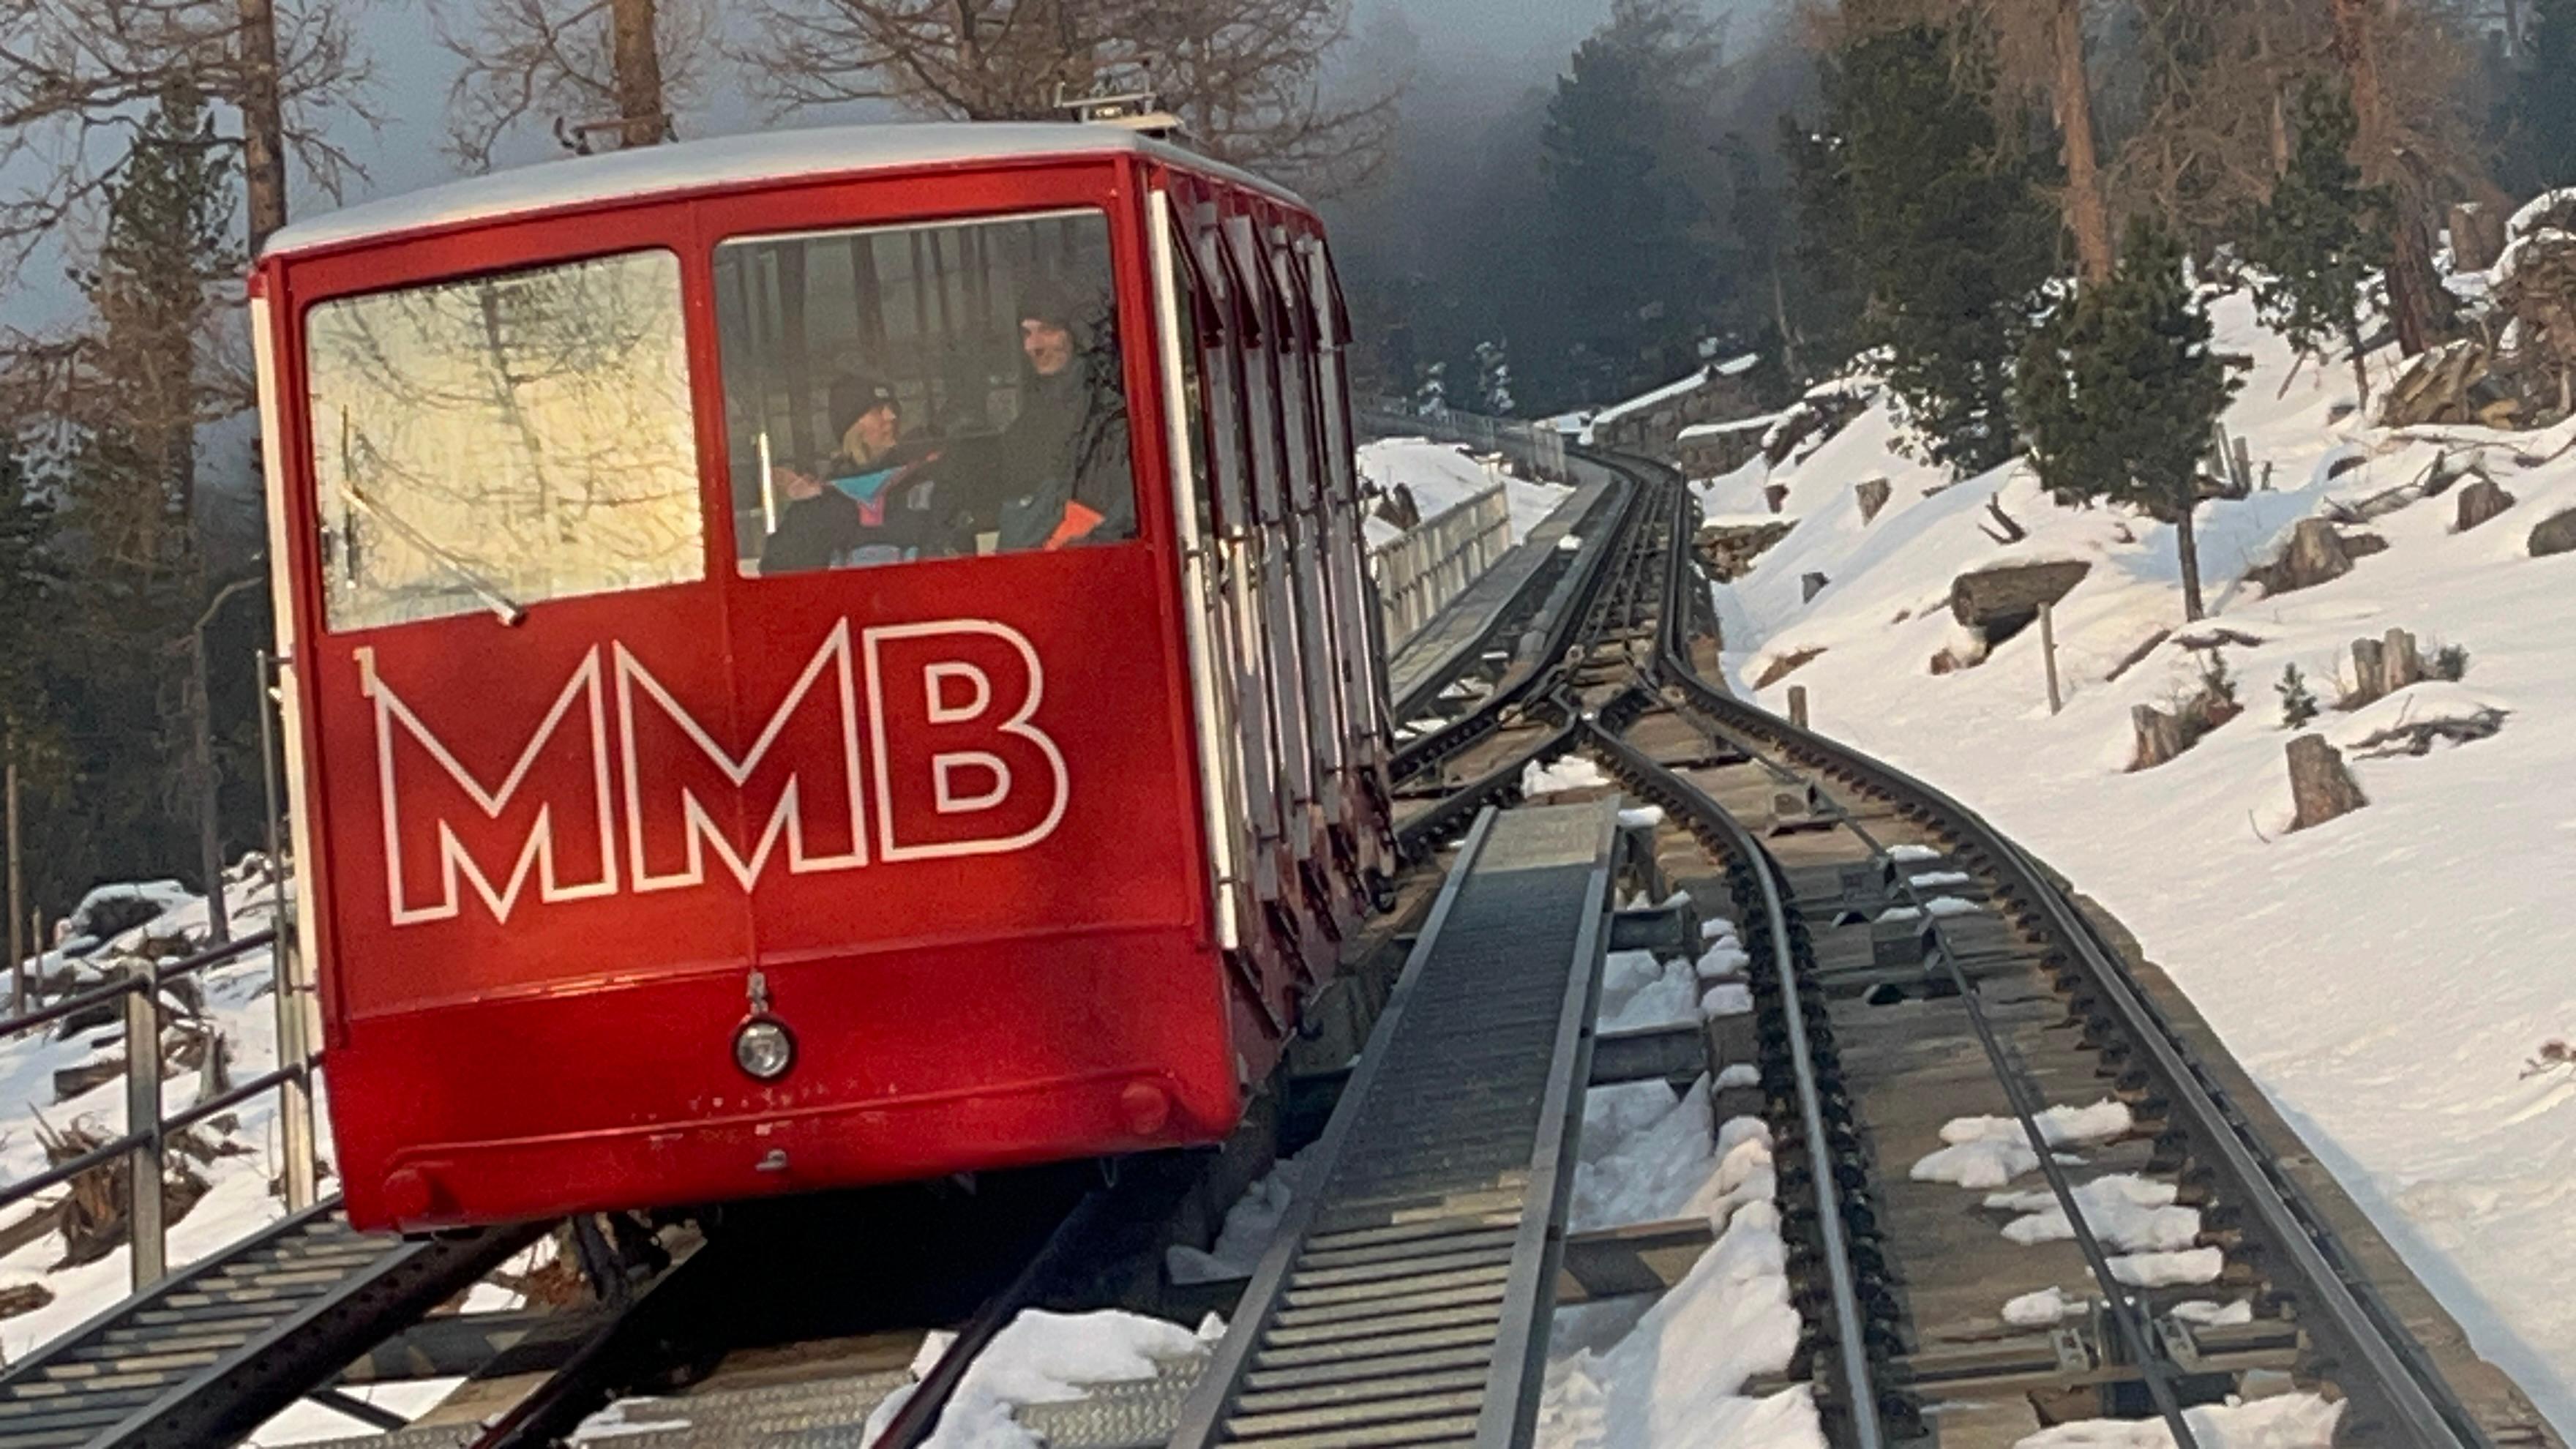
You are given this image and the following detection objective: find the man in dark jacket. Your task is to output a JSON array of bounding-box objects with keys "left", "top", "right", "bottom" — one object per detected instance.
[{"left": 985, "top": 279, "right": 1136, "bottom": 552}]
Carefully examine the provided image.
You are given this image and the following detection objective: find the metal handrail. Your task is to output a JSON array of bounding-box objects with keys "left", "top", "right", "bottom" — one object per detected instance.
[{"left": 4, "top": 656, "right": 322, "bottom": 1293}]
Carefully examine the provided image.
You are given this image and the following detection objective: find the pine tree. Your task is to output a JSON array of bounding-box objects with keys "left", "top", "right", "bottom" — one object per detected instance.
[
  {"left": 2246, "top": 80, "right": 2392, "bottom": 405},
  {"left": 2277, "top": 663, "right": 2321, "bottom": 727},
  {"left": 2016, "top": 220, "right": 2248, "bottom": 622},
  {"left": 1534, "top": 0, "right": 1726, "bottom": 406},
  {"left": 2509, "top": 0, "right": 2576, "bottom": 194},
  {"left": 1475, "top": 340, "right": 1516, "bottom": 416},
  {"left": 1802, "top": 21, "right": 2055, "bottom": 477},
  {"left": 0, "top": 443, "right": 63, "bottom": 717},
  {"left": 65, "top": 72, "right": 241, "bottom": 577}
]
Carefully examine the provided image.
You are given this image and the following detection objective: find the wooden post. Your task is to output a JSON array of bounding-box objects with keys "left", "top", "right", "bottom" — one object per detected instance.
[
  {"left": 2040, "top": 602, "right": 2064, "bottom": 716},
  {"left": 1788, "top": 686, "right": 1809, "bottom": 730},
  {"left": 6, "top": 746, "right": 22, "bottom": 1016},
  {"left": 125, "top": 964, "right": 166, "bottom": 1289}
]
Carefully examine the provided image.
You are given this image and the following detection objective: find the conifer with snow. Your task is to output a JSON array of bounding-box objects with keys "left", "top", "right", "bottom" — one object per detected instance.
[
  {"left": 2015, "top": 221, "right": 2247, "bottom": 622},
  {"left": 2246, "top": 81, "right": 2391, "bottom": 407}
]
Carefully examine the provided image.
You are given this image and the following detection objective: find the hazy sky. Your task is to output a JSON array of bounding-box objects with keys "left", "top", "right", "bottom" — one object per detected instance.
[{"left": 0, "top": 0, "right": 1637, "bottom": 330}]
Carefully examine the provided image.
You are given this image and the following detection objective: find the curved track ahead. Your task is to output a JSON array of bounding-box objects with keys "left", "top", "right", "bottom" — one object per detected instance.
[{"left": 1557, "top": 446, "right": 2556, "bottom": 1447}]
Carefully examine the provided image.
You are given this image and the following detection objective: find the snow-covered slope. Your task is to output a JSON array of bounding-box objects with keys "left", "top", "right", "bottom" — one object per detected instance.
[
  {"left": 1708, "top": 290, "right": 2576, "bottom": 1433},
  {"left": 1359, "top": 436, "right": 1573, "bottom": 547}
]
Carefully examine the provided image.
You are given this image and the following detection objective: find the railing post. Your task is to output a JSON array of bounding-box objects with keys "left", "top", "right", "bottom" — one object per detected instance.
[
  {"left": 125, "top": 964, "right": 166, "bottom": 1289},
  {"left": 255, "top": 651, "right": 318, "bottom": 1210}
]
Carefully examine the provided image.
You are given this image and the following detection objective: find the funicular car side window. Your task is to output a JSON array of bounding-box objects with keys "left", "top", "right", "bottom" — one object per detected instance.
[
  {"left": 305, "top": 248, "right": 705, "bottom": 632},
  {"left": 714, "top": 211, "right": 1138, "bottom": 576}
]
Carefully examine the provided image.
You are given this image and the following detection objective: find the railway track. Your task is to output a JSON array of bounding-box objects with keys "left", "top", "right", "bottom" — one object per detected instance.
[
  {"left": 1559, "top": 449, "right": 2559, "bottom": 1445},
  {"left": 3, "top": 425, "right": 2556, "bottom": 1448}
]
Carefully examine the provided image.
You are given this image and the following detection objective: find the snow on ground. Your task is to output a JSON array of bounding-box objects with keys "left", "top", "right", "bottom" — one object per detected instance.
[
  {"left": 2014, "top": 1392, "right": 2343, "bottom": 1448},
  {"left": 1544, "top": 1101, "right": 1823, "bottom": 1449},
  {"left": 0, "top": 870, "right": 331, "bottom": 1361},
  {"left": 861, "top": 1309, "right": 1218, "bottom": 1449},
  {"left": 1359, "top": 437, "right": 1575, "bottom": 547},
  {"left": 1707, "top": 284, "right": 2576, "bottom": 1430},
  {"left": 1164, "top": 1151, "right": 1306, "bottom": 1285}
]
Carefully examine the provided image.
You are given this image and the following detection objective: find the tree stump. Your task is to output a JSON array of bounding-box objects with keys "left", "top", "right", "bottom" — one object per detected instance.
[
  {"left": 2288, "top": 735, "right": 2367, "bottom": 830},
  {"left": 1856, "top": 476, "right": 1892, "bottom": 524},
  {"left": 1763, "top": 482, "right": 1790, "bottom": 514},
  {"left": 2249, "top": 519, "right": 2354, "bottom": 595},
  {"left": 2380, "top": 629, "right": 2423, "bottom": 694},
  {"left": 2530, "top": 508, "right": 2576, "bottom": 558},
  {"left": 2130, "top": 705, "right": 2188, "bottom": 771},
  {"left": 2455, "top": 478, "right": 2517, "bottom": 531},
  {"left": 2452, "top": 201, "right": 2509, "bottom": 274}
]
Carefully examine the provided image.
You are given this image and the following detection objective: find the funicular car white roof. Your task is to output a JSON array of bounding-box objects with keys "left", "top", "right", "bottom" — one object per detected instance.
[{"left": 262, "top": 121, "right": 1306, "bottom": 258}]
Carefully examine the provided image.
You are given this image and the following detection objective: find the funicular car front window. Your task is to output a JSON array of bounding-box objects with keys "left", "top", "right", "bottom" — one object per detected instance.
[
  {"left": 305, "top": 249, "right": 705, "bottom": 632},
  {"left": 714, "top": 210, "right": 1137, "bottom": 577}
]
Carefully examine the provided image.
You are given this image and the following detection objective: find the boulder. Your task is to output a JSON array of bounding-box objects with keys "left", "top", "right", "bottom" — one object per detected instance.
[
  {"left": 1856, "top": 476, "right": 1892, "bottom": 524},
  {"left": 1801, "top": 572, "right": 1830, "bottom": 603},
  {"left": 1948, "top": 561, "right": 2091, "bottom": 637},
  {"left": 1694, "top": 520, "right": 1794, "bottom": 581},
  {"left": 2455, "top": 478, "right": 2517, "bottom": 531},
  {"left": 2530, "top": 507, "right": 2576, "bottom": 558}
]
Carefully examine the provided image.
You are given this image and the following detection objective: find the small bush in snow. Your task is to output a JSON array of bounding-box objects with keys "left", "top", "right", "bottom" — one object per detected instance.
[
  {"left": 2430, "top": 642, "right": 2471, "bottom": 681},
  {"left": 2198, "top": 649, "right": 2239, "bottom": 710},
  {"left": 2277, "top": 664, "right": 2321, "bottom": 728}
]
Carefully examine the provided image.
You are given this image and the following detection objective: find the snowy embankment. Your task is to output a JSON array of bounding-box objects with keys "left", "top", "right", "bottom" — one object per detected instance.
[
  {"left": 1358, "top": 435, "right": 1573, "bottom": 549},
  {"left": 1707, "top": 288, "right": 2576, "bottom": 1433},
  {"left": 0, "top": 875, "right": 533, "bottom": 1445}
]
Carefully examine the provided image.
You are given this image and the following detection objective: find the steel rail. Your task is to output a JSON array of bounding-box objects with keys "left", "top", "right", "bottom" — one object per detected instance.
[
  {"left": 1580, "top": 719, "right": 1884, "bottom": 1447},
  {"left": 1589, "top": 443, "right": 2493, "bottom": 1448}
]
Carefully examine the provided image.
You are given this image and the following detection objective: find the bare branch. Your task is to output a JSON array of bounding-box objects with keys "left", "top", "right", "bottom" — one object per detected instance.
[
  {"left": 0, "top": 0, "right": 375, "bottom": 270},
  {"left": 735, "top": 0, "right": 1403, "bottom": 197},
  {"left": 433, "top": 0, "right": 713, "bottom": 171}
]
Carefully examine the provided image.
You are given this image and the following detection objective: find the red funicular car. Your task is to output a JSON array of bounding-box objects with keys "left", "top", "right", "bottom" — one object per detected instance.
[{"left": 251, "top": 122, "right": 1393, "bottom": 1232}]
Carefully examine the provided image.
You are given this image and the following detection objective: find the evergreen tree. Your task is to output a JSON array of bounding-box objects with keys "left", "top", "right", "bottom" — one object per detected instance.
[
  {"left": 1533, "top": 0, "right": 1726, "bottom": 407},
  {"left": 65, "top": 72, "right": 240, "bottom": 576},
  {"left": 39, "top": 72, "right": 259, "bottom": 911},
  {"left": 2246, "top": 80, "right": 2392, "bottom": 405},
  {"left": 2017, "top": 220, "right": 2248, "bottom": 623},
  {"left": 0, "top": 443, "right": 64, "bottom": 719},
  {"left": 2507, "top": 0, "right": 2576, "bottom": 194},
  {"left": 1800, "top": 22, "right": 2055, "bottom": 477},
  {"left": 2277, "top": 663, "right": 2321, "bottom": 728},
  {"left": 1475, "top": 340, "right": 1515, "bottom": 416}
]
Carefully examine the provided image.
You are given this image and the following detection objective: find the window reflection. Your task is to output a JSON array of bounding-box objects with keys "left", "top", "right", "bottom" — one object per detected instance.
[
  {"left": 306, "top": 249, "right": 704, "bottom": 631},
  {"left": 714, "top": 211, "right": 1137, "bottom": 576}
]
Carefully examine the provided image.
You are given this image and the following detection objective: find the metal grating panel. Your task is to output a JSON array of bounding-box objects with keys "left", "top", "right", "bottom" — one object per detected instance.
[{"left": 1170, "top": 802, "right": 1616, "bottom": 1449}]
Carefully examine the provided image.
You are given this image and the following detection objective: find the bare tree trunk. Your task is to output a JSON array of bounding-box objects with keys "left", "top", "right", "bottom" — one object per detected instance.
[
  {"left": 612, "top": 0, "right": 666, "bottom": 149},
  {"left": 2330, "top": 0, "right": 2446, "bottom": 356},
  {"left": 2348, "top": 319, "right": 2372, "bottom": 410},
  {"left": 236, "top": 0, "right": 288, "bottom": 254},
  {"left": 2175, "top": 502, "right": 2206, "bottom": 622},
  {"left": 2260, "top": 18, "right": 2291, "bottom": 177},
  {"left": 1770, "top": 252, "right": 1799, "bottom": 380},
  {"left": 2052, "top": 0, "right": 2113, "bottom": 284}
]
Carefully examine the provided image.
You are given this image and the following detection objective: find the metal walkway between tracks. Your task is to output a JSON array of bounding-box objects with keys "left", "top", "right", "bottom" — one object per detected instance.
[
  {"left": 1169, "top": 801, "right": 1616, "bottom": 1449},
  {"left": 1385, "top": 481, "right": 1614, "bottom": 723},
  {"left": 0, "top": 1199, "right": 540, "bottom": 1449}
]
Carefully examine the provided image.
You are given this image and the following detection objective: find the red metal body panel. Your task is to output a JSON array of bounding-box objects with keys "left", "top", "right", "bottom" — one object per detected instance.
[{"left": 258, "top": 142, "right": 1374, "bottom": 1231}]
